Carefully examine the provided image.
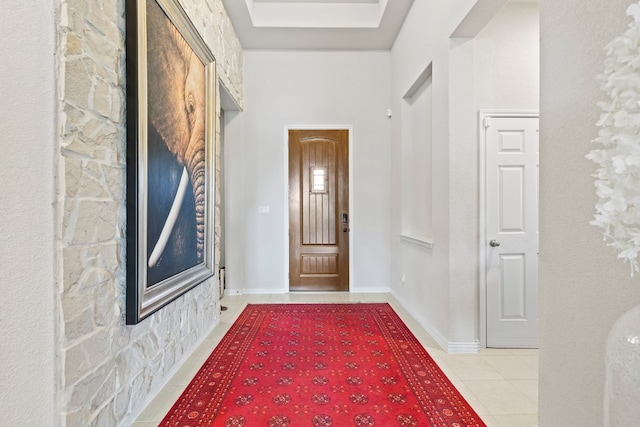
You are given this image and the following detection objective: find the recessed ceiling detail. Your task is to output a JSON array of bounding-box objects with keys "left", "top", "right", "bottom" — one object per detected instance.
[
  {"left": 246, "top": 0, "right": 388, "bottom": 29},
  {"left": 222, "top": 0, "right": 414, "bottom": 49},
  {"left": 253, "top": 0, "right": 378, "bottom": 3}
]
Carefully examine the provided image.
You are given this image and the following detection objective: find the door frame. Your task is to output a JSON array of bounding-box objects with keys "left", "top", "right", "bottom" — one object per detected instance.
[
  {"left": 284, "top": 125, "right": 354, "bottom": 291},
  {"left": 478, "top": 110, "right": 539, "bottom": 347}
]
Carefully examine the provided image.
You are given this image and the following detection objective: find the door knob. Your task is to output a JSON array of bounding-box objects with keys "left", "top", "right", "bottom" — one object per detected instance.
[
  {"left": 489, "top": 240, "right": 501, "bottom": 247},
  {"left": 343, "top": 227, "right": 350, "bottom": 232}
]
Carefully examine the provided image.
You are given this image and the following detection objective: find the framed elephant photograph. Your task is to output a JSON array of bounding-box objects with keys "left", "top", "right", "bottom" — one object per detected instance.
[{"left": 125, "top": 0, "right": 216, "bottom": 324}]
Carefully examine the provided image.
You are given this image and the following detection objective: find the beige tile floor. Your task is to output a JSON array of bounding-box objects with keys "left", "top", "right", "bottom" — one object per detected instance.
[{"left": 132, "top": 293, "right": 538, "bottom": 427}]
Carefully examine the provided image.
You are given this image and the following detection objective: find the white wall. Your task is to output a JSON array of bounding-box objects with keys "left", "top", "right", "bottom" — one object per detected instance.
[
  {"left": 475, "top": 2, "right": 539, "bottom": 111},
  {"left": 225, "top": 50, "right": 391, "bottom": 293},
  {"left": 0, "top": 1, "right": 56, "bottom": 424},
  {"left": 390, "top": 0, "right": 539, "bottom": 350},
  {"left": 539, "top": 0, "right": 640, "bottom": 424},
  {"left": 390, "top": 0, "right": 477, "bottom": 349},
  {"left": 401, "top": 75, "right": 433, "bottom": 240}
]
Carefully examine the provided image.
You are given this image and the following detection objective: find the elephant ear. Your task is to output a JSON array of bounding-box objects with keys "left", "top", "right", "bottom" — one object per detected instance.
[
  {"left": 181, "top": 53, "right": 207, "bottom": 261},
  {"left": 144, "top": 0, "right": 208, "bottom": 261},
  {"left": 146, "top": 0, "right": 189, "bottom": 164}
]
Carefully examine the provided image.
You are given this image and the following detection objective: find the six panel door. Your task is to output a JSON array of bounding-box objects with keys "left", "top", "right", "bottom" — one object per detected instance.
[{"left": 485, "top": 116, "right": 539, "bottom": 348}]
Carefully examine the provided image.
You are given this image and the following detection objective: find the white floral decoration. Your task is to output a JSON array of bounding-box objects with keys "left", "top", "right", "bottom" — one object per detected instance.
[{"left": 587, "top": 1, "right": 640, "bottom": 275}]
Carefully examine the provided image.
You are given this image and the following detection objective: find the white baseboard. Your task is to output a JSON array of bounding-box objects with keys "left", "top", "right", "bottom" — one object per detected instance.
[
  {"left": 240, "top": 287, "right": 289, "bottom": 295},
  {"left": 226, "top": 287, "right": 392, "bottom": 295},
  {"left": 447, "top": 341, "right": 480, "bottom": 354},
  {"left": 391, "top": 289, "right": 479, "bottom": 354},
  {"left": 222, "top": 288, "right": 480, "bottom": 352},
  {"left": 350, "top": 286, "right": 391, "bottom": 293}
]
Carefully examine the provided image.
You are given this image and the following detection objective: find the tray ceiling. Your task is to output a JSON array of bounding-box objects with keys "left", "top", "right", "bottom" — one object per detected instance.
[{"left": 221, "top": 0, "right": 415, "bottom": 49}]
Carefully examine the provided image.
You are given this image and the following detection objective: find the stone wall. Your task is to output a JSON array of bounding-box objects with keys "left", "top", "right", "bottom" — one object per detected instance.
[{"left": 55, "top": 0, "right": 242, "bottom": 425}]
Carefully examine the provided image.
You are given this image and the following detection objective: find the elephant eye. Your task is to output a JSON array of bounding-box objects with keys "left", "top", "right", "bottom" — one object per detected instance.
[{"left": 188, "top": 94, "right": 195, "bottom": 113}]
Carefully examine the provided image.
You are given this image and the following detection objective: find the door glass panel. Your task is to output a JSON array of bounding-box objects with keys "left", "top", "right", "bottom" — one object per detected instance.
[{"left": 312, "top": 167, "right": 327, "bottom": 193}]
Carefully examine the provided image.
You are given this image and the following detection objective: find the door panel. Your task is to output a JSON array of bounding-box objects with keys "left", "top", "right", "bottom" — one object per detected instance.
[
  {"left": 486, "top": 116, "right": 539, "bottom": 348},
  {"left": 289, "top": 129, "right": 349, "bottom": 291},
  {"left": 500, "top": 253, "right": 526, "bottom": 319},
  {"left": 499, "top": 166, "right": 525, "bottom": 231}
]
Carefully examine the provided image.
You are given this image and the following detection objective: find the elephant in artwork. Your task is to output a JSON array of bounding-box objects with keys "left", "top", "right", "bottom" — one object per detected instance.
[{"left": 145, "top": 0, "right": 207, "bottom": 266}]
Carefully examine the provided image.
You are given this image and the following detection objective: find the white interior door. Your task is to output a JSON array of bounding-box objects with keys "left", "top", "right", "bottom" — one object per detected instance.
[{"left": 485, "top": 114, "right": 539, "bottom": 348}]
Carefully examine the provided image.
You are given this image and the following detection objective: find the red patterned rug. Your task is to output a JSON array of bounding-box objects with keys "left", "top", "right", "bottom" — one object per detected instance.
[{"left": 160, "top": 303, "right": 486, "bottom": 427}]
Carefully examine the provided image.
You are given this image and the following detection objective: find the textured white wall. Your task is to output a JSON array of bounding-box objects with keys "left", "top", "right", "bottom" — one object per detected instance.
[
  {"left": 390, "top": 0, "right": 477, "bottom": 348},
  {"left": 390, "top": 0, "right": 539, "bottom": 349},
  {"left": 226, "top": 50, "right": 391, "bottom": 293},
  {"left": 401, "top": 77, "right": 433, "bottom": 240},
  {"left": 0, "top": 1, "right": 56, "bottom": 425},
  {"left": 475, "top": 2, "right": 539, "bottom": 111},
  {"left": 539, "top": 0, "right": 640, "bottom": 424}
]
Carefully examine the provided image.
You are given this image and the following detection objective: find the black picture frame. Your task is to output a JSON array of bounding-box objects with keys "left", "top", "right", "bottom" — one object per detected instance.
[{"left": 125, "top": 0, "right": 216, "bottom": 324}]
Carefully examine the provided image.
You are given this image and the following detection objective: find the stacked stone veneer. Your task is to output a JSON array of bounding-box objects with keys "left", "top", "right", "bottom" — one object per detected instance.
[{"left": 55, "top": 0, "right": 242, "bottom": 425}]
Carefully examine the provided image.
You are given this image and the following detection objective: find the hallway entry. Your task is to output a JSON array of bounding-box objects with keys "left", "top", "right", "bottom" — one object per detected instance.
[{"left": 288, "top": 129, "right": 349, "bottom": 291}]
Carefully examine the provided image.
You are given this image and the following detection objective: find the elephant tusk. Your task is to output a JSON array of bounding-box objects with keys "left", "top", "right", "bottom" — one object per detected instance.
[{"left": 148, "top": 166, "right": 190, "bottom": 268}]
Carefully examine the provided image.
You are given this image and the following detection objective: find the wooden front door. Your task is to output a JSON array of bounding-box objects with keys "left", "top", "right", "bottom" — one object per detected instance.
[{"left": 289, "top": 129, "right": 349, "bottom": 291}]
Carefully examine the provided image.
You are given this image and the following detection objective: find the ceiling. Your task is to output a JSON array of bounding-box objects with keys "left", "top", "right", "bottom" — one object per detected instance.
[{"left": 221, "top": 0, "right": 415, "bottom": 50}]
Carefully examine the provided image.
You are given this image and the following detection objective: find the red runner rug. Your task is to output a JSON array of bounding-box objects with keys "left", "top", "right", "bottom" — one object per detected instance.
[{"left": 160, "top": 303, "right": 486, "bottom": 427}]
